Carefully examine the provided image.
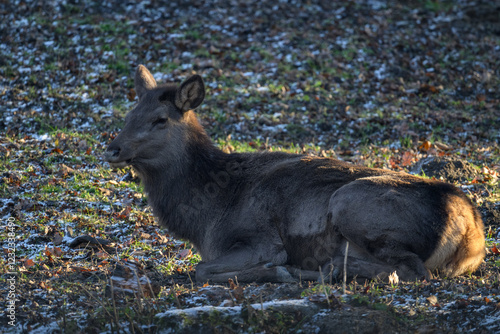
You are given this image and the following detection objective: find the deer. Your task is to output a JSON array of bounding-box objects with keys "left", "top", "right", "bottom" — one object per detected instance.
[{"left": 104, "top": 65, "right": 485, "bottom": 283}]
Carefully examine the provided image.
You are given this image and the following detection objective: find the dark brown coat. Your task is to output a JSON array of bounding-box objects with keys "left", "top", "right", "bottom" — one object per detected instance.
[{"left": 104, "top": 65, "right": 485, "bottom": 283}]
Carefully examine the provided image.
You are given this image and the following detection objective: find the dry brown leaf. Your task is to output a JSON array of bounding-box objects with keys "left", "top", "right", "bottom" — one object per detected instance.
[
  {"left": 127, "top": 88, "right": 136, "bottom": 101},
  {"left": 24, "top": 259, "right": 35, "bottom": 268},
  {"left": 99, "top": 187, "right": 112, "bottom": 196},
  {"left": 117, "top": 206, "right": 131, "bottom": 219},
  {"left": 401, "top": 151, "right": 413, "bottom": 167},
  {"left": 177, "top": 249, "right": 192, "bottom": 259},
  {"left": 418, "top": 140, "right": 432, "bottom": 152}
]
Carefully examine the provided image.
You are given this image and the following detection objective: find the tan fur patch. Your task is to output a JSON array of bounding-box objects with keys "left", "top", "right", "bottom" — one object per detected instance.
[{"left": 425, "top": 193, "right": 485, "bottom": 277}]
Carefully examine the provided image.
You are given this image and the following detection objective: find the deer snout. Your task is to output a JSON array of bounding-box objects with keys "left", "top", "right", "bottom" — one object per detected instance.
[
  {"left": 104, "top": 143, "right": 130, "bottom": 168},
  {"left": 104, "top": 145, "right": 121, "bottom": 162}
]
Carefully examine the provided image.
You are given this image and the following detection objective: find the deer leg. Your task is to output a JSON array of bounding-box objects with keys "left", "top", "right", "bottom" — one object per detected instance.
[
  {"left": 196, "top": 262, "right": 296, "bottom": 283},
  {"left": 195, "top": 249, "right": 296, "bottom": 283},
  {"left": 286, "top": 266, "right": 324, "bottom": 282},
  {"left": 327, "top": 250, "right": 431, "bottom": 282},
  {"left": 328, "top": 255, "right": 396, "bottom": 281},
  {"left": 328, "top": 177, "right": 437, "bottom": 282}
]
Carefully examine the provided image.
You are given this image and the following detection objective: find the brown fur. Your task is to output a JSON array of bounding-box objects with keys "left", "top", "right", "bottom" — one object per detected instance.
[{"left": 104, "top": 65, "right": 485, "bottom": 283}]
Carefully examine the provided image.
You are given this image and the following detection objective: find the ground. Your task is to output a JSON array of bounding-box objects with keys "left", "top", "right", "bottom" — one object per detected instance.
[{"left": 0, "top": 0, "right": 499, "bottom": 333}]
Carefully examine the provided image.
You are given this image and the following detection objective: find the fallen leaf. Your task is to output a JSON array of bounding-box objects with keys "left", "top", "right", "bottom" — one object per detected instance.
[
  {"left": 228, "top": 278, "right": 237, "bottom": 289},
  {"left": 127, "top": 88, "right": 136, "bottom": 101},
  {"left": 53, "top": 247, "right": 63, "bottom": 256},
  {"left": 418, "top": 140, "right": 432, "bottom": 152},
  {"left": 95, "top": 251, "right": 108, "bottom": 259},
  {"left": 419, "top": 84, "right": 441, "bottom": 94},
  {"left": 39, "top": 281, "right": 49, "bottom": 290},
  {"left": 426, "top": 295, "right": 438, "bottom": 305},
  {"left": 44, "top": 250, "right": 54, "bottom": 261},
  {"left": 434, "top": 142, "right": 452, "bottom": 151},
  {"left": 455, "top": 299, "right": 469, "bottom": 309},
  {"left": 232, "top": 286, "right": 245, "bottom": 302},
  {"left": 99, "top": 187, "right": 112, "bottom": 196},
  {"left": 60, "top": 164, "right": 75, "bottom": 175},
  {"left": 401, "top": 151, "right": 413, "bottom": 167},
  {"left": 389, "top": 156, "right": 400, "bottom": 169},
  {"left": 53, "top": 232, "right": 63, "bottom": 246},
  {"left": 117, "top": 206, "right": 131, "bottom": 219},
  {"left": 177, "top": 249, "right": 192, "bottom": 259},
  {"left": 308, "top": 293, "right": 342, "bottom": 308},
  {"left": 71, "top": 266, "right": 95, "bottom": 273},
  {"left": 51, "top": 147, "right": 63, "bottom": 154},
  {"left": 24, "top": 259, "right": 35, "bottom": 268}
]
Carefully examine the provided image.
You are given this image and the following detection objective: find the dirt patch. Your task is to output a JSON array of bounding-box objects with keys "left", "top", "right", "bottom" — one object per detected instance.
[
  {"left": 156, "top": 300, "right": 415, "bottom": 334},
  {"left": 301, "top": 307, "right": 414, "bottom": 334},
  {"left": 411, "top": 156, "right": 500, "bottom": 229},
  {"left": 481, "top": 201, "right": 500, "bottom": 230},
  {"left": 410, "top": 156, "right": 478, "bottom": 183}
]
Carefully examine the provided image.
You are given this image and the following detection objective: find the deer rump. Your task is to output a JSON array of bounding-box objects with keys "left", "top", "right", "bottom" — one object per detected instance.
[{"left": 105, "top": 65, "right": 485, "bottom": 283}]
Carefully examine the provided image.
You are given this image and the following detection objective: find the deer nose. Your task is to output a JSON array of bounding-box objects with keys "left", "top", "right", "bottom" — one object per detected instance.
[
  {"left": 109, "top": 147, "right": 120, "bottom": 157},
  {"left": 104, "top": 145, "right": 121, "bottom": 161}
]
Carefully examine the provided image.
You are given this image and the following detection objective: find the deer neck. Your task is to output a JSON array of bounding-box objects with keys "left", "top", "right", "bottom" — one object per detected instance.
[{"left": 137, "top": 121, "right": 231, "bottom": 250}]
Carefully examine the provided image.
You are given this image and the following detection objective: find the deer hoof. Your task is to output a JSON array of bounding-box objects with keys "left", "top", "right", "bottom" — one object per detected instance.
[{"left": 275, "top": 266, "right": 296, "bottom": 283}]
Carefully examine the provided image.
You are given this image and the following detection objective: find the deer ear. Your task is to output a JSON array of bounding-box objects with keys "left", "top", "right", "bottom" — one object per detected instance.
[
  {"left": 175, "top": 75, "right": 205, "bottom": 112},
  {"left": 135, "top": 65, "right": 157, "bottom": 100}
]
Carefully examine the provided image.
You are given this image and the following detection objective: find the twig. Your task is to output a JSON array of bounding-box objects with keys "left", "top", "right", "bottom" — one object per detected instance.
[
  {"left": 172, "top": 284, "right": 182, "bottom": 308},
  {"left": 327, "top": 260, "right": 334, "bottom": 285},
  {"left": 61, "top": 297, "right": 67, "bottom": 332},
  {"left": 144, "top": 272, "right": 158, "bottom": 303},
  {"left": 343, "top": 241, "right": 349, "bottom": 295},
  {"left": 80, "top": 282, "right": 118, "bottom": 332},
  {"left": 319, "top": 266, "right": 331, "bottom": 307},
  {"left": 109, "top": 276, "right": 121, "bottom": 333},
  {"left": 228, "top": 290, "right": 237, "bottom": 306},
  {"left": 133, "top": 268, "right": 145, "bottom": 313},
  {"left": 124, "top": 312, "right": 136, "bottom": 334},
  {"left": 187, "top": 271, "right": 194, "bottom": 290}
]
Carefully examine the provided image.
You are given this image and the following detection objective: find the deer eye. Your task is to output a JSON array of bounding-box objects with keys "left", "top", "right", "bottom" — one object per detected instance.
[{"left": 152, "top": 118, "right": 168, "bottom": 127}]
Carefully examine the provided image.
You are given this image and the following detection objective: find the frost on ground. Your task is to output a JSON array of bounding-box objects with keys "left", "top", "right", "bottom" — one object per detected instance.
[{"left": 0, "top": 0, "right": 499, "bottom": 333}]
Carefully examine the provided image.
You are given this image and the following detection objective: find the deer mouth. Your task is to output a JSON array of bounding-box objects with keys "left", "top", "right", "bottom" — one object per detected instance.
[{"left": 108, "top": 159, "right": 132, "bottom": 168}]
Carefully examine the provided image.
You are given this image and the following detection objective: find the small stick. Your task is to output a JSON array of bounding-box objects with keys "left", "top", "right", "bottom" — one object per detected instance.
[
  {"left": 133, "top": 269, "right": 145, "bottom": 313},
  {"left": 329, "top": 261, "right": 333, "bottom": 286},
  {"left": 187, "top": 271, "right": 194, "bottom": 291},
  {"left": 343, "top": 241, "right": 349, "bottom": 295},
  {"left": 172, "top": 284, "right": 182, "bottom": 308},
  {"left": 319, "top": 266, "right": 331, "bottom": 307},
  {"left": 108, "top": 277, "right": 120, "bottom": 332}
]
